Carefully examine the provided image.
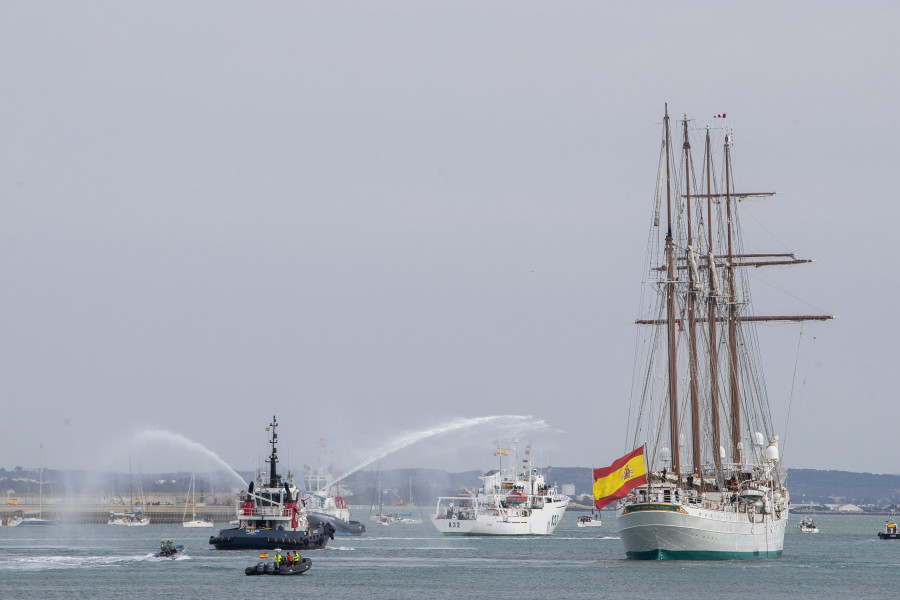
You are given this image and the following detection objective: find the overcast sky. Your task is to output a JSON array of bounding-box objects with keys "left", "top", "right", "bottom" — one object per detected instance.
[{"left": 1, "top": 2, "right": 897, "bottom": 480}]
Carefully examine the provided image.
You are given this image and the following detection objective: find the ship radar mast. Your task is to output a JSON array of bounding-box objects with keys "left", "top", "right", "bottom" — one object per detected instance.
[{"left": 267, "top": 415, "right": 279, "bottom": 488}]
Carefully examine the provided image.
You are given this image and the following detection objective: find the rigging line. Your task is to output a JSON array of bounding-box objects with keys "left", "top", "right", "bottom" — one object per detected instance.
[
  {"left": 738, "top": 204, "right": 793, "bottom": 255},
  {"left": 781, "top": 323, "right": 804, "bottom": 462},
  {"left": 782, "top": 327, "right": 815, "bottom": 463},
  {"left": 744, "top": 270, "right": 831, "bottom": 317}
]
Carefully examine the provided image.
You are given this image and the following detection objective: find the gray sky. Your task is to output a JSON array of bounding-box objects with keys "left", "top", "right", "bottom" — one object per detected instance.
[{"left": 1, "top": 1, "right": 896, "bottom": 478}]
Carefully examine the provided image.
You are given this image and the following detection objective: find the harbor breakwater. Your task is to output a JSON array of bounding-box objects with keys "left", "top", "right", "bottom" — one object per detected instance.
[{"left": 1, "top": 493, "right": 240, "bottom": 524}]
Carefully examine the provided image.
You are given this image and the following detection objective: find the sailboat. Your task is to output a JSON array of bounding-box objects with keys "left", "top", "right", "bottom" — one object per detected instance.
[
  {"left": 395, "top": 475, "right": 423, "bottom": 524},
  {"left": 108, "top": 461, "right": 149, "bottom": 526},
  {"left": 612, "top": 107, "right": 831, "bottom": 559},
  {"left": 577, "top": 467, "right": 602, "bottom": 527},
  {"left": 183, "top": 473, "right": 214, "bottom": 528},
  {"left": 368, "top": 465, "right": 394, "bottom": 525},
  {"left": 17, "top": 444, "right": 57, "bottom": 526}
]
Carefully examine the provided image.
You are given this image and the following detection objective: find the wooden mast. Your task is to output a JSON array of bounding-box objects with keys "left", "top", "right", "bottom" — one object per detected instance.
[
  {"left": 724, "top": 133, "right": 741, "bottom": 467},
  {"left": 705, "top": 126, "right": 723, "bottom": 483},
  {"left": 664, "top": 105, "right": 681, "bottom": 479},
  {"left": 682, "top": 117, "right": 702, "bottom": 477}
]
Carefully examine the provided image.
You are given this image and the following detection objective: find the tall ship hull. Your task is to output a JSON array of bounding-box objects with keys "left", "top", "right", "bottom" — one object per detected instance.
[
  {"left": 616, "top": 495, "right": 787, "bottom": 559},
  {"left": 431, "top": 444, "right": 568, "bottom": 536},
  {"left": 601, "top": 108, "right": 829, "bottom": 561},
  {"left": 209, "top": 416, "right": 335, "bottom": 551}
]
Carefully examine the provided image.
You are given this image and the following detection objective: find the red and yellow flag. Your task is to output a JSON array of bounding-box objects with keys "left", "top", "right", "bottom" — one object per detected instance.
[
  {"left": 593, "top": 446, "right": 647, "bottom": 509},
  {"left": 494, "top": 448, "right": 509, "bottom": 456},
  {"left": 259, "top": 552, "right": 269, "bottom": 559}
]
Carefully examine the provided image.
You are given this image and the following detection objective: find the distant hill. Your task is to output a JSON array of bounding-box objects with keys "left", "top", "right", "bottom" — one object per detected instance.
[
  {"left": 786, "top": 469, "right": 900, "bottom": 505},
  {"left": 3, "top": 466, "right": 899, "bottom": 508}
]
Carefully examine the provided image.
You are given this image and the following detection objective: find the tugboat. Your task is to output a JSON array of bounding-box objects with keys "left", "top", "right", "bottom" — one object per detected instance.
[
  {"left": 878, "top": 512, "right": 900, "bottom": 540},
  {"left": 209, "top": 416, "right": 336, "bottom": 551},
  {"left": 301, "top": 449, "right": 366, "bottom": 536}
]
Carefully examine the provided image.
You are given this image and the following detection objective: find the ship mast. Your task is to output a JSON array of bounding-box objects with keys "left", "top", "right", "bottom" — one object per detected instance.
[
  {"left": 724, "top": 134, "right": 742, "bottom": 467},
  {"left": 704, "top": 126, "right": 724, "bottom": 483},
  {"left": 267, "top": 415, "right": 279, "bottom": 488},
  {"left": 663, "top": 105, "right": 681, "bottom": 479},
  {"left": 682, "top": 117, "right": 702, "bottom": 478}
]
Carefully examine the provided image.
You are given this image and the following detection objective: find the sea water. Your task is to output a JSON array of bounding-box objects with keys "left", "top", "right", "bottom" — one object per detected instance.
[{"left": 1, "top": 512, "right": 898, "bottom": 599}]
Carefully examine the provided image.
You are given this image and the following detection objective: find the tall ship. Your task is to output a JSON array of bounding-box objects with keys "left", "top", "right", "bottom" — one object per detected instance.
[
  {"left": 608, "top": 107, "right": 830, "bottom": 559},
  {"left": 209, "top": 416, "right": 336, "bottom": 550},
  {"left": 431, "top": 445, "right": 568, "bottom": 535}
]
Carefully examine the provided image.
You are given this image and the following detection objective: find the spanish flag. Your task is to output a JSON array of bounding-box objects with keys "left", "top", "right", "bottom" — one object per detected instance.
[
  {"left": 593, "top": 446, "right": 647, "bottom": 509},
  {"left": 494, "top": 448, "right": 509, "bottom": 456},
  {"left": 259, "top": 552, "right": 269, "bottom": 559}
]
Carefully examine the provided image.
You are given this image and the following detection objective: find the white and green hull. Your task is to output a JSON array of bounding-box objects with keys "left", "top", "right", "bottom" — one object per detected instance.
[{"left": 616, "top": 500, "right": 787, "bottom": 560}]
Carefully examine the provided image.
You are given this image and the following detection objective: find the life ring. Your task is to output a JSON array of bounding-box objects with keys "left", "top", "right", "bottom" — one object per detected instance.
[{"left": 491, "top": 503, "right": 496, "bottom": 508}]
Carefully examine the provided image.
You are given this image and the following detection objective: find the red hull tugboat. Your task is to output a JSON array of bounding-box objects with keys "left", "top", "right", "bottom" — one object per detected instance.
[{"left": 209, "top": 416, "right": 335, "bottom": 551}]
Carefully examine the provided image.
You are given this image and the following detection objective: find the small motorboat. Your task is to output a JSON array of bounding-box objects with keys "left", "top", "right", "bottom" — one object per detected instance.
[
  {"left": 154, "top": 542, "right": 186, "bottom": 558},
  {"left": 245, "top": 553, "right": 311, "bottom": 576},
  {"left": 797, "top": 516, "right": 819, "bottom": 533},
  {"left": 878, "top": 513, "right": 900, "bottom": 540},
  {"left": 576, "top": 514, "right": 602, "bottom": 528}
]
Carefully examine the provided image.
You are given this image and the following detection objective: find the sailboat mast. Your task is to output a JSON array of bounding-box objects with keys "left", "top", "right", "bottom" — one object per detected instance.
[
  {"left": 682, "top": 117, "right": 702, "bottom": 477},
  {"left": 663, "top": 105, "right": 681, "bottom": 478},
  {"left": 705, "top": 127, "right": 723, "bottom": 481},
  {"left": 39, "top": 443, "right": 44, "bottom": 519},
  {"left": 724, "top": 134, "right": 742, "bottom": 466}
]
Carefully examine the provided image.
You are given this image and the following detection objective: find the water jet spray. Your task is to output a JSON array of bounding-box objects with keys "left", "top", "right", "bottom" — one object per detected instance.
[{"left": 326, "top": 414, "right": 549, "bottom": 488}]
